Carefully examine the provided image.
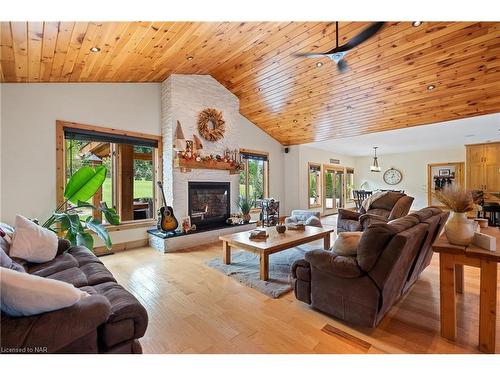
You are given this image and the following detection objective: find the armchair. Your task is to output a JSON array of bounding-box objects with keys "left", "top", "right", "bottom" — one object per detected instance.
[
  {"left": 337, "top": 192, "right": 414, "bottom": 233},
  {"left": 292, "top": 207, "right": 448, "bottom": 327},
  {"left": 285, "top": 210, "right": 322, "bottom": 227}
]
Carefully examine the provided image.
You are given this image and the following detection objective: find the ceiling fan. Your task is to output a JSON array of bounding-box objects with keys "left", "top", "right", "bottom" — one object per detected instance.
[{"left": 296, "top": 22, "right": 385, "bottom": 72}]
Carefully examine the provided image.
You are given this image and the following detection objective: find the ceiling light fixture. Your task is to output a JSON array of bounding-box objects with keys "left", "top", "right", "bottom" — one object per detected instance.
[
  {"left": 186, "top": 56, "right": 194, "bottom": 61},
  {"left": 370, "top": 147, "right": 381, "bottom": 172},
  {"left": 427, "top": 84, "right": 436, "bottom": 90},
  {"left": 293, "top": 119, "right": 298, "bottom": 123},
  {"left": 412, "top": 21, "right": 423, "bottom": 27},
  {"left": 90, "top": 46, "right": 100, "bottom": 52},
  {"left": 316, "top": 61, "right": 324, "bottom": 67}
]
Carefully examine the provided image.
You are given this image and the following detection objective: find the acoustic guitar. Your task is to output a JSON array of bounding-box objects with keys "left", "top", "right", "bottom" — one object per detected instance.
[{"left": 157, "top": 181, "right": 179, "bottom": 232}]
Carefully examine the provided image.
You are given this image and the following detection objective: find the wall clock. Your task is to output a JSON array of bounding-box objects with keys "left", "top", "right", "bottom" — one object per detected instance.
[{"left": 383, "top": 168, "right": 403, "bottom": 185}]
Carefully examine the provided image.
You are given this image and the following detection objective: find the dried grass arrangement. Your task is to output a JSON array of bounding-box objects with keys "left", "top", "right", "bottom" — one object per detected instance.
[{"left": 433, "top": 186, "right": 475, "bottom": 212}]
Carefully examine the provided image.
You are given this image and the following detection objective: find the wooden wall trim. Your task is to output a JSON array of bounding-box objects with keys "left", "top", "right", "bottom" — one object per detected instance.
[{"left": 94, "top": 238, "right": 149, "bottom": 256}]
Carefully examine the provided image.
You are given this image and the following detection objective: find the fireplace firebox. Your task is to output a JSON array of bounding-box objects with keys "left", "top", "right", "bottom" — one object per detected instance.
[{"left": 188, "top": 181, "right": 231, "bottom": 229}]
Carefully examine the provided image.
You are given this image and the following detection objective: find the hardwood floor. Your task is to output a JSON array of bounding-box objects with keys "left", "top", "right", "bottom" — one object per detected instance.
[{"left": 101, "top": 216, "right": 499, "bottom": 354}]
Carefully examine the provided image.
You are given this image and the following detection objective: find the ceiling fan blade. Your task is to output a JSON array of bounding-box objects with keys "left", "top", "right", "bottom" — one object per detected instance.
[
  {"left": 325, "top": 22, "right": 385, "bottom": 54},
  {"left": 294, "top": 53, "right": 328, "bottom": 58}
]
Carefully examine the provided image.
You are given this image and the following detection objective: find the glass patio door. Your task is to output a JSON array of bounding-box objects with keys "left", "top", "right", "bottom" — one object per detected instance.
[{"left": 323, "top": 165, "right": 344, "bottom": 215}]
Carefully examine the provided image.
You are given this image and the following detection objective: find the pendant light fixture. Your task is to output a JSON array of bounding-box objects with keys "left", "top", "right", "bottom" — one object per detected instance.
[{"left": 370, "top": 147, "right": 381, "bottom": 172}]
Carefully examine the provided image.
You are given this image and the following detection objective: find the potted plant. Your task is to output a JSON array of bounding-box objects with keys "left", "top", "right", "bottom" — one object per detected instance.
[
  {"left": 41, "top": 165, "right": 120, "bottom": 251},
  {"left": 433, "top": 186, "right": 476, "bottom": 246},
  {"left": 237, "top": 196, "right": 254, "bottom": 223}
]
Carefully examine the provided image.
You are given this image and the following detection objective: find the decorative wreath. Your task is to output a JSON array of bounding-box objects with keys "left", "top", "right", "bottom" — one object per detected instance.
[{"left": 197, "top": 108, "right": 225, "bottom": 142}]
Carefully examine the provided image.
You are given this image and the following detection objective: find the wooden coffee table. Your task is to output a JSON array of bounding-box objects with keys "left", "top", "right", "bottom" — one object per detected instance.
[{"left": 219, "top": 225, "right": 334, "bottom": 281}]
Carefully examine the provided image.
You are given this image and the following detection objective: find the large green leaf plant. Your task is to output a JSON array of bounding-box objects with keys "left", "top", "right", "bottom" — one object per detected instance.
[{"left": 42, "top": 165, "right": 120, "bottom": 251}]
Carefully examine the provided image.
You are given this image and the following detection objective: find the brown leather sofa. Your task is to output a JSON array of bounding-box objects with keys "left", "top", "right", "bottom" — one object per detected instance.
[
  {"left": 1, "top": 239, "right": 148, "bottom": 354},
  {"left": 337, "top": 192, "right": 414, "bottom": 233},
  {"left": 292, "top": 207, "right": 448, "bottom": 327}
]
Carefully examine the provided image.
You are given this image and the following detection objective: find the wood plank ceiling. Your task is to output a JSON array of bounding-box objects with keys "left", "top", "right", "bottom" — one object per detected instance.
[{"left": 1, "top": 22, "right": 499, "bottom": 145}]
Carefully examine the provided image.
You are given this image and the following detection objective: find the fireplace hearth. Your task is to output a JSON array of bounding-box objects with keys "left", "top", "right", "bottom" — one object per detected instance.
[{"left": 188, "top": 181, "right": 231, "bottom": 229}]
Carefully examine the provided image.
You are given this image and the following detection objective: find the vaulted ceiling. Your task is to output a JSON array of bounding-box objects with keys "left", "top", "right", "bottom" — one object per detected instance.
[{"left": 1, "top": 22, "right": 499, "bottom": 145}]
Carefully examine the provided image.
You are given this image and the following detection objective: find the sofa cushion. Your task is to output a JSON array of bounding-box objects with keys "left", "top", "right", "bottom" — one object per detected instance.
[
  {"left": 369, "top": 192, "right": 405, "bottom": 210},
  {"left": 9, "top": 215, "right": 58, "bottom": 263},
  {"left": 68, "top": 246, "right": 103, "bottom": 266},
  {"left": 0, "top": 267, "right": 89, "bottom": 317},
  {"left": 333, "top": 231, "right": 362, "bottom": 256},
  {"left": 357, "top": 224, "right": 398, "bottom": 272},
  {"left": 47, "top": 267, "right": 90, "bottom": 287},
  {"left": 27, "top": 252, "right": 79, "bottom": 277},
  {"left": 80, "top": 263, "right": 117, "bottom": 285}
]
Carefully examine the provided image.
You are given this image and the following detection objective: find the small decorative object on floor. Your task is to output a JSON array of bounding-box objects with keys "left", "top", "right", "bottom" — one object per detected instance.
[
  {"left": 287, "top": 223, "right": 305, "bottom": 231},
  {"left": 249, "top": 229, "right": 268, "bottom": 240},
  {"left": 275, "top": 224, "right": 286, "bottom": 234},
  {"left": 433, "top": 186, "right": 476, "bottom": 246}
]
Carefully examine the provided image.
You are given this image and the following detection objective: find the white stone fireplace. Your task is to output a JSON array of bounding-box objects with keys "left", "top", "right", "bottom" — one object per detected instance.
[{"left": 161, "top": 74, "right": 247, "bottom": 222}]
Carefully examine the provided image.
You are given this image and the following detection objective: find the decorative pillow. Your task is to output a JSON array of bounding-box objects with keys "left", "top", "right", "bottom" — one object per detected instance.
[
  {"left": 332, "top": 231, "right": 363, "bottom": 256},
  {"left": 9, "top": 215, "right": 58, "bottom": 263},
  {"left": 0, "top": 248, "right": 26, "bottom": 272},
  {"left": 0, "top": 267, "right": 89, "bottom": 317}
]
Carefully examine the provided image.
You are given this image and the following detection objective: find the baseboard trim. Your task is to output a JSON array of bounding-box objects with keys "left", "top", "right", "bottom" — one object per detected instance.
[{"left": 94, "top": 238, "right": 149, "bottom": 256}]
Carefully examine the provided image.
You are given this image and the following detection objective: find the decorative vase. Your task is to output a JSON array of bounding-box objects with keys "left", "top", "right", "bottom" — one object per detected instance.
[
  {"left": 276, "top": 224, "right": 286, "bottom": 234},
  {"left": 242, "top": 213, "right": 251, "bottom": 223},
  {"left": 444, "top": 211, "right": 476, "bottom": 246}
]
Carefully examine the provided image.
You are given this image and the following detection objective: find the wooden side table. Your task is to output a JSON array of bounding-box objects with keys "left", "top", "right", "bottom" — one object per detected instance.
[{"left": 432, "top": 227, "right": 499, "bottom": 353}]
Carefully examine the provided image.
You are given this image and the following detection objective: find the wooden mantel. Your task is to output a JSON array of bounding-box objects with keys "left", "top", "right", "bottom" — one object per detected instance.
[{"left": 174, "top": 158, "right": 240, "bottom": 174}]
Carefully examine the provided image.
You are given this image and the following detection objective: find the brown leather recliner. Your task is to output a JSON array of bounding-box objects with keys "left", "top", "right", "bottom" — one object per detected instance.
[
  {"left": 292, "top": 207, "right": 448, "bottom": 327},
  {"left": 337, "top": 192, "right": 414, "bottom": 233},
  {"left": 1, "top": 239, "right": 148, "bottom": 354}
]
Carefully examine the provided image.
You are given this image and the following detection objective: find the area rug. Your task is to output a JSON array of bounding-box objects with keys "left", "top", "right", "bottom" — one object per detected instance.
[{"left": 206, "top": 244, "right": 316, "bottom": 298}]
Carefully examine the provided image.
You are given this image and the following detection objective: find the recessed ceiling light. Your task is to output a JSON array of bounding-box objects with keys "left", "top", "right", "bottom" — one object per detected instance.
[
  {"left": 427, "top": 84, "right": 436, "bottom": 90},
  {"left": 412, "top": 21, "right": 423, "bottom": 27},
  {"left": 186, "top": 56, "right": 194, "bottom": 61},
  {"left": 316, "top": 61, "right": 323, "bottom": 68},
  {"left": 293, "top": 119, "right": 298, "bottom": 123},
  {"left": 258, "top": 88, "right": 262, "bottom": 92},
  {"left": 90, "top": 46, "right": 100, "bottom": 52}
]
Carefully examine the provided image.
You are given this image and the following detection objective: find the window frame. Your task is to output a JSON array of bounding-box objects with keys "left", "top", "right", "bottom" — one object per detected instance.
[
  {"left": 56, "top": 120, "right": 163, "bottom": 227},
  {"left": 239, "top": 148, "right": 269, "bottom": 210},
  {"left": 345, "top": 167, "right": 355, "bottom": 203}
]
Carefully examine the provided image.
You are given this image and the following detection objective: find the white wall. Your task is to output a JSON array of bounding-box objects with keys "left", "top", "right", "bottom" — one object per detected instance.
[
  {"left": 0, "top": 83, "right": 161, "bottom": 245},
  {"left": 283, "top": 145, "right": 356, "bottom": 215},
  {"left": 354, "top": 146, "right": 466, "bottom": 209}
]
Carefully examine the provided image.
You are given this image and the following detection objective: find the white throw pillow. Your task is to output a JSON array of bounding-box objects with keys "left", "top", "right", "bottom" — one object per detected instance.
[
  {"left": 0, "top": 267, "right": 89, "bottom": 317},
  {"left": 9, "top": 215, "right": 58, "bottom": 263},
  {"left": 333, "top": 231, "right": 363, "bottom": 256}
]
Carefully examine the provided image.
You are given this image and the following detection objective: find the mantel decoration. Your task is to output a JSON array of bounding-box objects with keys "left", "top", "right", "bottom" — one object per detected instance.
[
  {"left": 433, "top": 186, "right": 476, "bottom": 246},
  {"left": 198, "top": 108, "right": 225, "bottom": 142}
]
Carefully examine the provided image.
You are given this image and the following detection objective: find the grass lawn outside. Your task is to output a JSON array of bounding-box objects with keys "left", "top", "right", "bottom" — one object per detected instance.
[{"left": 100, "top": 178, "right": 153, "bottom": 207}]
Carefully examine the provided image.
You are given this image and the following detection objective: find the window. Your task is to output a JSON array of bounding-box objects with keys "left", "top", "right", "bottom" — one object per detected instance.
[
  {"left": 57, "top": 121, "right": 162, "bottom": 224},
  {"left": 346, "top": 167, "right": 355, "bottom": 202},
  {"left": 239, "top": 149, "right": 269, "bottom": 208},
  {"left": 308, "top": 163, "right": 322, "bottom": 208}
]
